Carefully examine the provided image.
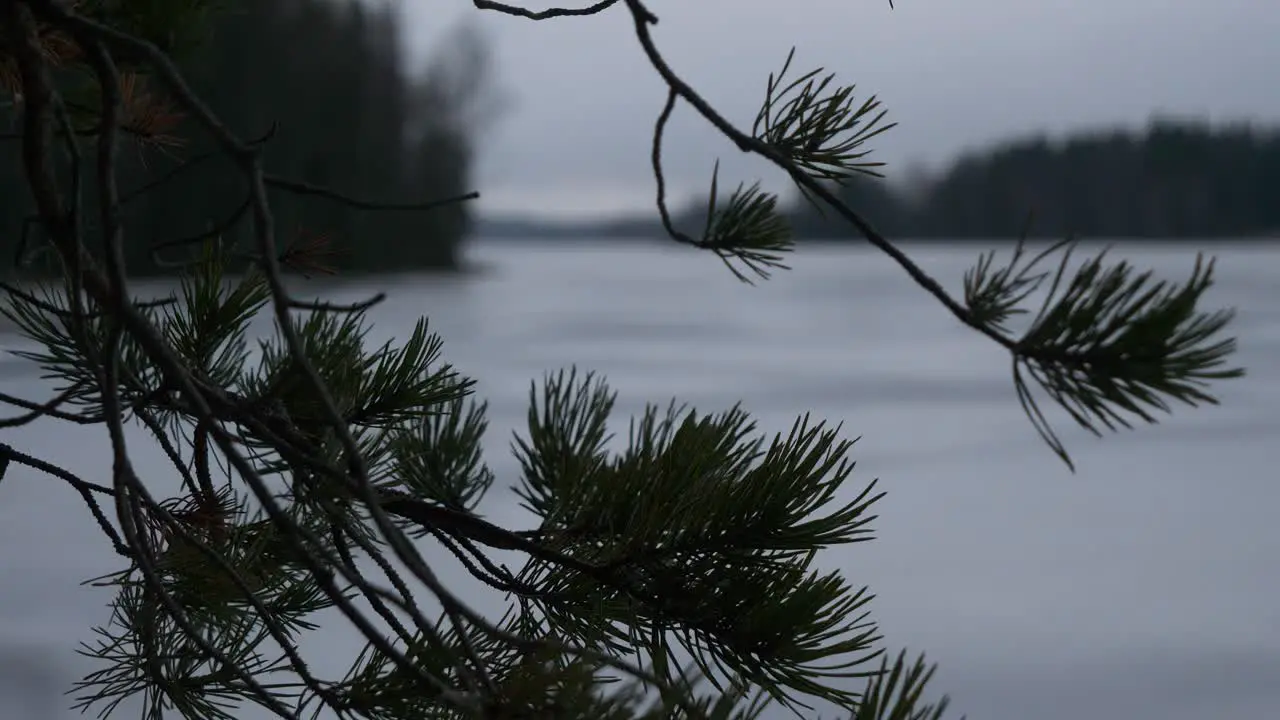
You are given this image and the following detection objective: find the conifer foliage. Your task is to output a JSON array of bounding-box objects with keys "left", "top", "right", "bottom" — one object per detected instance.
[{"left": 0, "top": 1, "right": 1243, "bottom": 718}]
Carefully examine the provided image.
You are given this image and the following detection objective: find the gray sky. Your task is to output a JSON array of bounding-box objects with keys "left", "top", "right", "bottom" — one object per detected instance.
[{"left": 403, "top": 1, "right": 1280, "bottom": 219}]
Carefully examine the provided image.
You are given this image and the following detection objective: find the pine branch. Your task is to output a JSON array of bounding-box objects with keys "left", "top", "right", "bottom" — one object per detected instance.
[
  {"left": 621, "top": 0, "right": 1241, "bottom": 469},
  {"left": 960, "top": 238, "right": 1242, "bottom": 469}
]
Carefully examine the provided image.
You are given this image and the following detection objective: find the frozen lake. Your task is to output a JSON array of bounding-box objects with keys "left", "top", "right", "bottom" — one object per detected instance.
[{"left": 2, "top": 238, "right": 1277, "bottom": 719}]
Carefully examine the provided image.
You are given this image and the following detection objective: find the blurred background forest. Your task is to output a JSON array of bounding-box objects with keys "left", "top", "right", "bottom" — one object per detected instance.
[
  {"left": 791, "top": 121, "right": 1280, "bottom": 240},
  {"left": 485, "top": 121, "right": 1280, "bottom": 242},
  {"left": 2, "top": 0, "right": 1277, "bottom": 278},
  {"left": 0, "top": 0, "right": 490, "bottom": 277}
]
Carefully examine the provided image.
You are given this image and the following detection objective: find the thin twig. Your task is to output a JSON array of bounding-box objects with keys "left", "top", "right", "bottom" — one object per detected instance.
[
  {"left": 472, "top": 0, "right": 625, "bottom": 21},
  {"left": 264, "top": 175, "right": 480, "bottom": 212}
]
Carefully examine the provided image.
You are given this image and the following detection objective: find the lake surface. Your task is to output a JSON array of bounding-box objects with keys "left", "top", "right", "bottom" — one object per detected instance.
[{"left": 1, "top": 238, "right": 1277, "bottom": 719}]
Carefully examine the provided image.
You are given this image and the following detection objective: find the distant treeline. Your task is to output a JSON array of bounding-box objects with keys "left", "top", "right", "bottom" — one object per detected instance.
[
  {"left": 794, "top": 119, "right": 1280, "bottom": 240},
  {"left": 1, "top": 0, "right": 490, "bottom": 277},
  {"left": 479, "top": 119, "right": 1280, "bottom": 242}
]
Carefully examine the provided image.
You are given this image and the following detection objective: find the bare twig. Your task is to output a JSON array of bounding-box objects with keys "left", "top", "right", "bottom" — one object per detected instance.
[
  {"left": 264, "top": 175, "right": 480, "bottom": 212},
  {"left": 472, "top": 0, "right": 625, "bottom": 21},
  {"left": 0, "top": 383, "right": 97, "bottom": 426},
  {"left": 0, "top": 441, "right": 127, "bottom": 555}
]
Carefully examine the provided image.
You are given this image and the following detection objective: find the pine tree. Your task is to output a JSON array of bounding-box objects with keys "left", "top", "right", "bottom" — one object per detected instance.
[{"left": 0, "top": 1, "right": 1244, "bottom": 718}]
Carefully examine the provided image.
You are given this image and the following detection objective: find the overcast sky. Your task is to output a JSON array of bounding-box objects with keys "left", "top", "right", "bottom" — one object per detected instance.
[{"left": 402, "top": 1, "right": 1280, "bottom": 219}]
